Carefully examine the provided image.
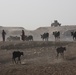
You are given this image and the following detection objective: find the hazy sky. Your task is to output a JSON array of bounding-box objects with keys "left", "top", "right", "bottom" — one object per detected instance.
[{"left": 0, "top": 0, "right": 76, "bottom": 30}]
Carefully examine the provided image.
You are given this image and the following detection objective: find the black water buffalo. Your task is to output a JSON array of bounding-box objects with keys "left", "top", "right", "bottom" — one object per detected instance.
[
  {"left": 12, "top": 51, "right": 24, "bottom": 64},
  {"left": 41, "top": 33, "right": 49, "bottom": 41},
  {"left": 71, "top": 31, "right": 76, "bottom": 41},
  {"left": 56, "top": 46, "right": 66, "bottom": 59},
  {"left": 7, "top": 36, "right": 20, "bottom": 41},
  {"left": 53, "top": 31, "right": 60, "bottom": 41},
  {"left": 25, "top": 35, "right": 33, "bottom": 41}
]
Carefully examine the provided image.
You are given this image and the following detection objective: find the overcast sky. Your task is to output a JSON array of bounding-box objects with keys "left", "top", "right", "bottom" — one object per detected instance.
[{"left": 0, "top": 0, "right": 76, "bottom": 30}]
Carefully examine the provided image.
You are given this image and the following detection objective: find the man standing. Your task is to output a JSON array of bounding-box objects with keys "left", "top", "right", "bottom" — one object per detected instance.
[
  {"left": 2, "top": 30, "right": 6, "bottom": 42},
  {"left": 21, "top": 30, "right": 25, "bottom": 41}
]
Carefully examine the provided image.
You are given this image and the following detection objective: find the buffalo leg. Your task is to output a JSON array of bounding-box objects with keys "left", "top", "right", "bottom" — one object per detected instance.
[
  {"left": 61, "top": 53, "right": 64, "bottom": 59},
  {"left": 62, "top": 53, "right": 64, "bottom": 59},
  {"left": 12, "top": 58, "right": 16, "bottom": 64},
  {"left": 56, "top": 53, "right": 59, "bottom": 59},
  {"left": 18, "top": 57, "right": 21, "bottom": 64}
]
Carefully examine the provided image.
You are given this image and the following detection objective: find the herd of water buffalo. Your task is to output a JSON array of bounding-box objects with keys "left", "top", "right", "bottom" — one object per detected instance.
[
  {"left": 6, "top": 31, "right": 76, "bottom": 41},
  {"left": 11, "top": 31, "right": 76, "bottom": 64},
  {"left": 1, "top": 30, "right": 75, "bottom": 64}
]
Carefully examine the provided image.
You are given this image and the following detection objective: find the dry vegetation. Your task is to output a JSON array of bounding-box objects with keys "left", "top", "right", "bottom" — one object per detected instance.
[{"left": 0, "top": 41, "right": 76, "bottom": 75}]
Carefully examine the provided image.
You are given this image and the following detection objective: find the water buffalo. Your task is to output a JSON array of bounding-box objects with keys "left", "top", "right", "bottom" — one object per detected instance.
[
  {"left": 53, "top": 31, "right": 60, "bottom": 41},
  {"left": 25, "top": 35, "right": 33, "bottom": 41},
  {"left": 56, "top": 46, "right": 66, "bottom": 59},
  {"left": 71, "top": 31, "right": 76, "bottom": 41},
  {"left": 7, "top": 36, "right": 20, "bottom": 41},
  {"left": 12, "top": 51, "right": 24, "bottom": 64},
  {"left": 41, "top": 33, "right": 49, "bottom": 41}
]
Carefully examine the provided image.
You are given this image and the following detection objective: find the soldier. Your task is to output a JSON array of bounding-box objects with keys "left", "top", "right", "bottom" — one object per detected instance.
[
  {"left": 21, "top": 30, "right": 25, "bottom": 41},
  {"left": 2, "top": 30, "right": 6, "bottom": 42}
]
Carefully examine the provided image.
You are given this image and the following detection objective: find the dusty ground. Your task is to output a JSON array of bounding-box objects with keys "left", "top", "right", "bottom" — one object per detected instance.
[{"left": 0, "top": 41, "right": 76, "bottom": 75}]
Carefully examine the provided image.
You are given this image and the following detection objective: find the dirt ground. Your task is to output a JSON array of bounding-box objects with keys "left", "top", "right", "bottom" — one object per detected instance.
[{"left": 0, "top": 41, "right": 76, "bottom": 75}]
